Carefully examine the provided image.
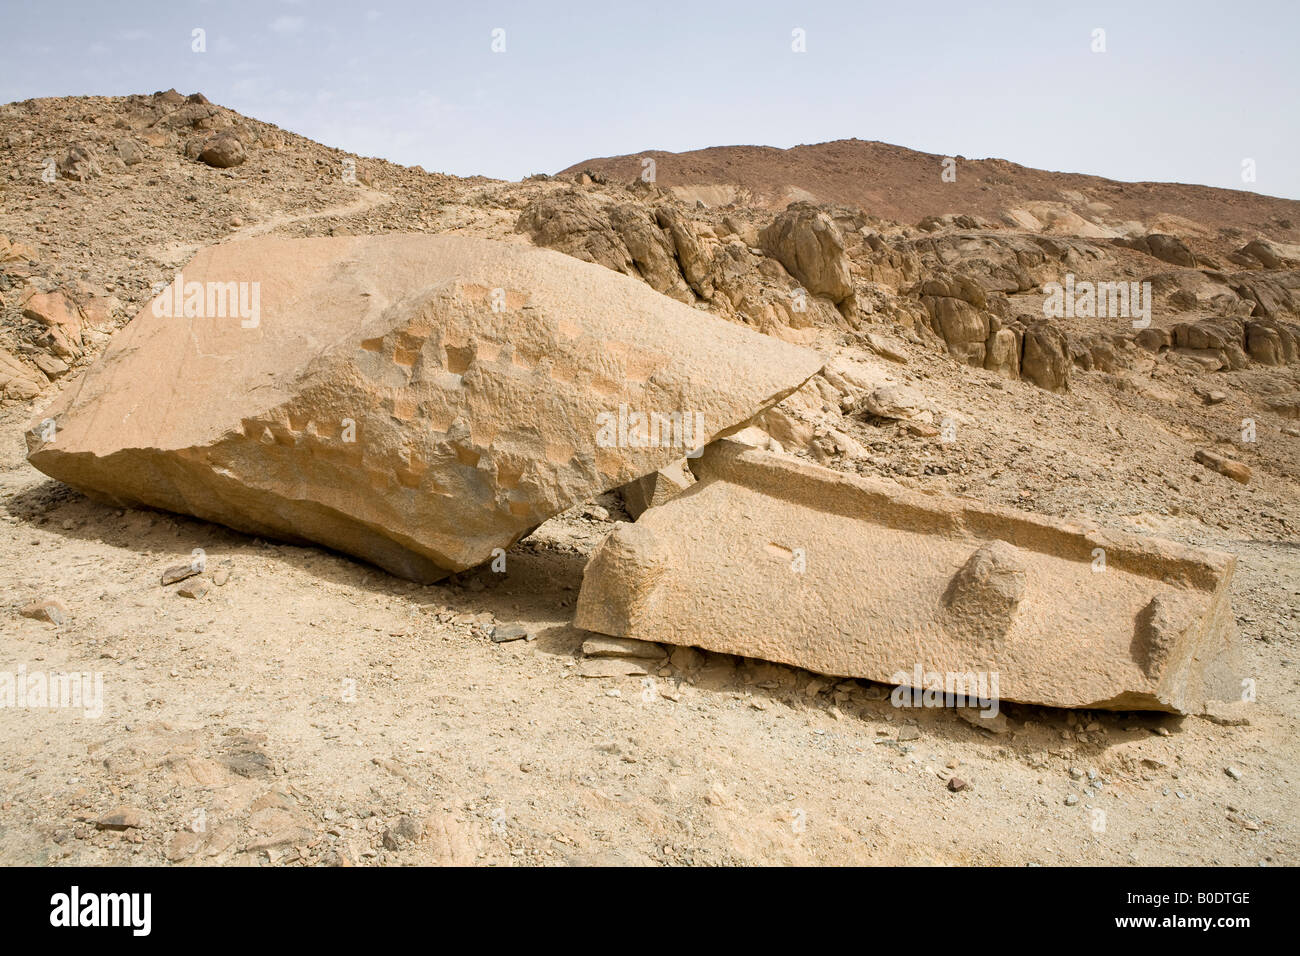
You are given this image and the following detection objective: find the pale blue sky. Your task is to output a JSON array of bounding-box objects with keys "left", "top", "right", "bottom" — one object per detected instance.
[{"left": 3, "top": 0, "right": 1297, "bottom": 198}]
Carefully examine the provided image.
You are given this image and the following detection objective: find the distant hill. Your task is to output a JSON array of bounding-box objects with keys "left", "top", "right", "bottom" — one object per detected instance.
[{"left": 560, "top": 139, "right": 1300, "bottom": 249}]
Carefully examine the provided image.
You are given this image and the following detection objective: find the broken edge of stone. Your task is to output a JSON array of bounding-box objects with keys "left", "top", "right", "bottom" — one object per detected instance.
[{"left": 576, "top": 439, "right": 1241, "bottom": 715}]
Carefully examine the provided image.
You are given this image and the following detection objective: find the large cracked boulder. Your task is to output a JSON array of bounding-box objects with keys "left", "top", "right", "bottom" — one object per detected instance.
[
  {"left": 1, "top": 349, "right": 44, "bottom": 400},
  {"left": 1245, "top": 317, "right": 1300, "bottom": 365},
  {"left": 1114, "top": 233, "right": 1197, "bottom": 268},
  {"left": 197, "top": 133, "right": 247, "bottom": 169},
  {"left": 759, "top": 203, "right": 855, "bottom": 304},
  {"left": 26, "top": 235, "right": 822, "bottom": 581},
  {"left": 1019, "top": 320, "right": 1071, "bottom": 392},
  {"left": 576, "top": 440, "right": 1240, "bottom": 713}
]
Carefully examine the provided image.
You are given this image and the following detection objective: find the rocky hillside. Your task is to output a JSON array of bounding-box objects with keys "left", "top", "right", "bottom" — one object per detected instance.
[
  {"left": 515, "top": 183, "right": 1300, "bottom": 483},
  {"left": 1, "top": 92, "right": 1298, "bottom": 866},
  {"left": 560, "top": 139, "right": 1300, "bottom": 258},
  {"left": 4, "top": 90, "right": 1299, "bottom": 500}
]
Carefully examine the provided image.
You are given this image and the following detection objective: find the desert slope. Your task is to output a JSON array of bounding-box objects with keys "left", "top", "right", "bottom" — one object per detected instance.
[
  {"left": 0, "top": 92, "right": 1296, "bottom": 868},
  {"left": 560, "top": 138, "right": 1300, "bottom": 250}
]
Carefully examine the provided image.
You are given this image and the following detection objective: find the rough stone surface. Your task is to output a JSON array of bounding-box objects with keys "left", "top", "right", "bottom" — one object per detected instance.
[
  {"left": 1020, "top": 321, "right": 1071, "bottom": 392},
  {"left": 575, "top": 440, "right": 1240, "bottom": 713},
  {"left": 759, "top": 202, "right": 855, "bottom": 304},
  {"left": 581, "top": 635, "right": 667, "bottom": 660},
  {"left": 619, "top": 458, "right": 695, "bottom": 519},
  {"left": 1195, "top": 449, "right": 1252, "bottom": 484},
  {"left": 197, "top": 133, "right": 246, "bottom": 168},
  {"left": 20, "top": 599, "right": 67, "bottom": 626},
  {"left": 853, "top": 383, "right": 926, "bottom": 421},
  {"left": 26, "top": 234, "right": 822, "bottom": 581},
  {"left": 1, "top": 349, "right": 44, "bottom": 400},
  {"left": 57, "top": 144, "right": 101, "bottom": 181}
]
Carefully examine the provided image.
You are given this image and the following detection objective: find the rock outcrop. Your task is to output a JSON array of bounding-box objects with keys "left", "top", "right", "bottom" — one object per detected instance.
[
  {"left": 1114, "top": 233, "right": 1197, "bottom": 268},
  {"left": 197, "top": 132, "right": 247, "bottom": 169},
  {"left": 758, "top": 202, "right": 855, "bottom": 304},
  {"left": 518, "top": 190, "right": 696, "bottom": 303},
  {"left": 575, "top": 440, "right": 1240, "bottom": 713},
  {"left": 26, "top": 235, "right": 822, "bottom": 581},
  {"left": 1, "top": 348, "right": 44, "bottom": 400},
  {"left": 517, "top": 190, "right": 851, "bottom": 337}
]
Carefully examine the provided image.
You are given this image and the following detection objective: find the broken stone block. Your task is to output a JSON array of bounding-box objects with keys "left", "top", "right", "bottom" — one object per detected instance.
[
  {"left": 22, "top": 290, "right": 84, "bottom": 348},
  {"left": 490, "top": 623, "right": 531, "bottom": 643},
  {"left": 575, "top": 440, "right": 1239, "bottom": 714},
  {"left": 177, "top": 579, "right": 210, "bottom": 599},
  {"left": 27, "top": 235, "right": 821, "bottom": 582},
  {"left": 577, "top": 657, "right": 649, "bottom": 678},
  {"left": 581, "top": 635, "right": 667, "bottom": 660},
  {"left": 618, "top": 458, "right": 695, "bottom": 519},
  {"left": 95, "top": 807, "right": 147, "bottom": 830},
  {"left": 160, "top": 564, "right": 201, "bottom": 586},
  {"left": 1194, "top": 449, "right": 1251, "bottom": 484},
  {"left": 852, "top": 383, "right": 926, "bottom": 421},
  {"left": 20, "top": 598, "right": 67, "bottom": 626},
  {"left": 0, "top": 348, "right": 43, "bottom": 400}
]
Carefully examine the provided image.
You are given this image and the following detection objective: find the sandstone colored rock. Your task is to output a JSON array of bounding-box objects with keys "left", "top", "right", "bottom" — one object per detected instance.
[
  {"left": 581, "top": 635, "right": 667, "bottom": 660},
  {"left": 619, "top": 458, "right": 695, "bottom": 519},
  {"left": 759, "top": 203, "right": 854, "bottom": 304},
  {"left": 20, "top": 598, "right": 67, "bottom": 626},
  {"left": 655, "top": 204, "right": 714, "bottom": 299},
  {"left": 1194, "top": 449, "right": 1251, "bottom": 484},
  {"left": 57, "top": 143, "right": 101, "bottom": 181},
  {"left": 853, "top": 383, "right": 926, "bottom": 421},
  {"left": 27, "top": 235, "right": 821, "bottom": 581},
  {"left": 1237, "top": 238, "right": 1291, "bottom": 270},
  {"left": 22, "top": 290, "right": 83, "bottom": 346},
  {"left": 197, "top": 133, "right": 246, "bottom": 168},
  {"left": 1020, "top": 321, "right": 1071, "bottom": 392},
  {"left": 1, "top": 348, "right": 44, "bottom": 400},
  {"left": 518, "top": 191, "right": 696, "bottom": 302},
  {"left": 1245, "top": 318, "right": 1300, "bottom": 365},
  {"left": 0, "top": 234, "right": 37, "bottom": 263},
  {"left": 575, "top": 440, "right": 1239, "bottom": 713},
  {"left": 1115, "top": 233, "right": 1196, "bottom": 268},
  {"left": 921, "top": 294, "right": 988, "bottom": 366}
]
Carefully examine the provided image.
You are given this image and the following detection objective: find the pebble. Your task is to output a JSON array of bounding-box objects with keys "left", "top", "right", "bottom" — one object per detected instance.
[
  {"left": 381, "top": 815, "right": 422, "bottom": 850},
  {"left": 490, "top": 623, "right": 532, "bottom": 643},
  {"left": 1064, "top": 794, "right": 1079, "bottom": 806},
  {"left": 1225, "top": 766, "right": 1243, "bottom": 780},
  {"left": 178, "top": 579, "right": 210, "bottom": 599},
  {"left": 19, "top": 598, "right": 67, "bottom": 625},
  {"left": 160, "top": 564, "right": 200, "bottom": 586},
  {"left": 95, "top": 806, "right": 146, "bottom": 830}
]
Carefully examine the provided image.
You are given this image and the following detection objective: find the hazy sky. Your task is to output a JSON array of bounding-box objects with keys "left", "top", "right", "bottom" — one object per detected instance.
[{"left": 4, "top": 0, "right": 1298, "bottom": 199}]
